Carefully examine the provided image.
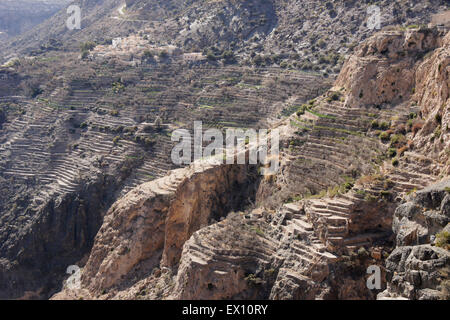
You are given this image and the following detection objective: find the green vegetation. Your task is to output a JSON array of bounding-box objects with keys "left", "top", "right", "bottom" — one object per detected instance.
[
  {"left": 379, "top": 121, "right": 390, "bottom": 130},
  {"left": 434, "top": 126, "right": 442, "bottom": 139},
  {"left": 306, "top": 108, "right": 336, "bottom": 119},
  {"left": 158, "top": 50, "right": 168, "bottom": 58},
  {"left": 390, "top": 134, "right": 406, "bottom": 147},
  {"left": 79, "top": 41, "right": 96, "bottom": 59},
  {"left": 387, "top": 148, "right": 397, "bottom": 158},
  {"left": 205, "top": 46, "right": 236, "bottom": 64},
  {"left": 79, "top": 41, "right": 96, "bottom": 52},
  {"left": 409, "top": 112, "right": 418, "bottom": 119},
  {"left": 253, "top": 227, "right": 265, "bottom": 236},
  {"left": 371, "top": 120, "right": 379, "bottom": 129},
  {"left": 244, "top": 274, "right": 264, "bottom": 286},
  {"left": 143, "top": 50, "right": 155, "bottom": 61},
  {"left": 435, "top": 231, "right": 450, "bottom": 249},
  {"left": 379, "top": 131, "right": 390, "bottom": 141},
  {"left": 329, "top": 91, "right": 341, "bottom": 101},
  {"left": 4, "top": 58, "right": 20, "bottom": 68},
  {"left": 343, "top": 176, "right": 355, "bottom": 192},
  {"left": 112, "top": 82, "right": 125, "bottom": 94},
  {"left": 295, "top": 104, "right": 309, "bottom": 116}
]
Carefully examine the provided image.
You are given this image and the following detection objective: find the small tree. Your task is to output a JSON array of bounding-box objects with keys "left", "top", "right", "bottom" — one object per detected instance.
[
  {"left": 154, "top": 116, "right": 162, "bottom": 130},
  {"left": 79, "top": 41, "right": 96, "bottom": 52}
]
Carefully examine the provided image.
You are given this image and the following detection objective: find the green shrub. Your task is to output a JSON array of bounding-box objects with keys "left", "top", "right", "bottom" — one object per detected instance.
[
  {"left": 330, "top": 91, "right": 341, "bottom": 101},
  {"left": 380, "top": 190, "right": 391, "bottom": 198},
  {"left": 5, "top": 58, "right": 20, "bottom": 67},
  {"left": 387, "top": 148, "right": 397, "bottom": 158},
  {"left": 245, "top": 274, "right": 264, "bottom": 286},
  {"left": 406, "top": 119, "right": 414, "bottom": 131},
  {"left": 113, "top": 136, "right": 120, "bottom": 145},
  {"left": 206, "top": 51, "right": 217, "bottom": 61},
  {"left": 143, "top": 50, "right": 155, "bottom": 60},
  {"left": 296, "top": 104, "right": 309, "bottom": 116},
  {"left": 343, "top": 181, "right": 354, "bottom": 192},
  {"left": 317, "top": 39, "right": 327, "bottom": 48},
  {"left": 253, "top": 55, "right": 264, "bottom": 66},
  {"left": 222, "top": 50, "right": 236, "bottom": 64},
  {"left": 392, "top": 158, "right": 399, "bottom": 166},
  {"left": 112, "top": 82, "right": 125, "bottom": 94},
  {"left": 144, "top": 137, "right": 155, "bottom": 147},
  {"left": 253, "top": 227, "right": 264, "bottom": 236},
  {"left": 435, "top": 231, "right": 450, "bottom": 249},
  {"left": 79, "top": 41, "right": 96, "bottom": 52},
  {"left": 434, "top": 126, "right": 442, "bottom": 139},
  {"left": 379, "top": 131, "right": 390, "bottom": 141},
  {"left": 371, "top": 120, "right": 379, "bottom": 129},
  {"left": 390, "top": 134, "right": 405, "bottom": 146},
  {"left": 379, "top": 121, "right": 390, "bottom": 130}
]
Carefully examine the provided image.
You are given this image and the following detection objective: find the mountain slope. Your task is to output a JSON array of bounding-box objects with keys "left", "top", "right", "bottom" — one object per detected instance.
[{"left": 0, "top": 0, "right": 448, "bottom": 300}]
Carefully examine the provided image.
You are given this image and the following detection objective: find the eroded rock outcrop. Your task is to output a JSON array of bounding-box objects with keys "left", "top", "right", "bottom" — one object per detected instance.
[
  {"left": 72, "top": 162, "right": 258, "bottom": 296},
  {"left": 336, "top": 28, "right": 442, "bottom": 109},
  {"left": 378, "top": 179, "right": 450, "bottom": 300}
]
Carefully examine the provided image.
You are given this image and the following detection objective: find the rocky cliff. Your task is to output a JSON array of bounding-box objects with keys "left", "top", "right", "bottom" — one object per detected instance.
[{"left": 379, "top": 178, "right": 450, "bottom": 300}]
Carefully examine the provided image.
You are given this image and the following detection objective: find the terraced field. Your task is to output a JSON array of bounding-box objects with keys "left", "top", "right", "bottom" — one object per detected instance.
[{"left": 0, "top": 62, "right": 330, "bottom": 210}]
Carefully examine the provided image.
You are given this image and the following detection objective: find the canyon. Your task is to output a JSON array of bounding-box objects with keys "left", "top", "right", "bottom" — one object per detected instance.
[{"left": 0, "top": 0, "right": 448, "bottom": 300}]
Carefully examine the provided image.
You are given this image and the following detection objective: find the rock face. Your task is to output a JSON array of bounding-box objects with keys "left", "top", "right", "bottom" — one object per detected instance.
[
  {"left": 412, "top": 31, "right": 450, "bottom": 175},
  {"left": 0, "top": 175, "right": 121, "bottom": 299},
  {"left": 378, "top": 179, "right": 450, "bottom": 300},
  {"left": 379, "top": 245, "right": 449, "bottom": 300},
  {"left": 78, "top": 162, "right": 258, "bottom": 295},
  {"left": 336, "top": 28, "right": 442, "bottom": 109},
  {"left": 393, "top": 179, "right": 450, "bottom": 247}
]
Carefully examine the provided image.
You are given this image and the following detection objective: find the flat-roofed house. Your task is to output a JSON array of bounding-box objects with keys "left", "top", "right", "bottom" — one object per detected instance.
[{"left": 429, "top": 10, "right": 450, "bottom": 28}]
